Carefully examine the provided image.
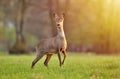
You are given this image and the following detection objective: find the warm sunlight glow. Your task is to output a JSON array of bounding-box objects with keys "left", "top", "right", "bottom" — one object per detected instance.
[
  {"left": 106, "top": 0, "right": 112, "bottom": 4},
  {"left": 106, "top": 0, "right": 120, "bottom": 5},
  {"left": 115, "top": 0, "right": 120, "bottom": 3},
  {"left": 114, "top": 0, "right": 120, "bottom": 7},
  {"left": 105, "top": 0, "right": 120, "bottom": 12}
]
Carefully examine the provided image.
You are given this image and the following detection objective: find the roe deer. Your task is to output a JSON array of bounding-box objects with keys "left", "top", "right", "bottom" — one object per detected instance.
[{"left": 31, "top": 13, "right": 67, "bottom": 68}]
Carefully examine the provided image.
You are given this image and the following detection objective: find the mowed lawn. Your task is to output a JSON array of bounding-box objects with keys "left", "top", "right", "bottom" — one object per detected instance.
[{"left": 0, "top": 53, "right": 120, "bottom": 79}]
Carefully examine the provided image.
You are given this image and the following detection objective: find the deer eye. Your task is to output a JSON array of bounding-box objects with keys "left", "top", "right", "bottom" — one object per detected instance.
[{"left": 57, "top": 24, "right": 60, "bottom": 26}]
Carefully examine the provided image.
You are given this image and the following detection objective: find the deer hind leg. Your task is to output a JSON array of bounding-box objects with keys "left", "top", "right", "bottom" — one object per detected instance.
[
  {"left": 31, "top": 52, "right": 44, "bottom": 68},
  {"left": 44, "top": 54, "right": 52, "bottom": 67},
  {"left": 58, "top": 49, "right": 62, "bottom": 67},
  {"left": 62, "top": 50, "right": 66, "bottom": 65}
]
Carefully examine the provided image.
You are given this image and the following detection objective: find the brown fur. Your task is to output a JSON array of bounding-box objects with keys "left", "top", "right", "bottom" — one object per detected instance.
[{"left": 31, "top": 13, "right": 67, "bottom": 68}]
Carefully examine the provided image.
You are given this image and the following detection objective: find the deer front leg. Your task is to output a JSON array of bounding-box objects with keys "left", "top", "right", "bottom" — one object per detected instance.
[
  {"left": 62, "top": 50, "right": 66, "bottom": 65},
  {"left": 31, "top": 52, "right": 44, "bottom": 68},
  {"left": 44, "top": 54, "right": 52, "bottom": 67},
  {"left": 58, "top": 49, "right": 62, "bottom": 67}
]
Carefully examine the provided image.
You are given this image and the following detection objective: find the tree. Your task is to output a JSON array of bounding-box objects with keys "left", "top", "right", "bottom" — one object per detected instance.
[
  {"left": 48, "top": 0, "right": 56, "bottom": 36},
  {"left": 9, "top": 0, "right": 30, "bottom": 54}
]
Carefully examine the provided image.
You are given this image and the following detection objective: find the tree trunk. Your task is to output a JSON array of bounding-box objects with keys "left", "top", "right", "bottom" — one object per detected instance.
[
  {"left": 9, "top": 0, "right": 28, "bottom": 54},
  {"left": 48, "top": 0, "right": 57, "bottom": 36}
]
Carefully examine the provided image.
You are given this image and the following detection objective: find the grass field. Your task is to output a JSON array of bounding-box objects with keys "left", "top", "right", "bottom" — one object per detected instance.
[{"left": 0, "top": 53, "right": 120, "bottom": 79}]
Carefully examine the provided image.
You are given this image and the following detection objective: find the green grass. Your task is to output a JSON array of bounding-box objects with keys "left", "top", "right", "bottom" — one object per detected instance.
[{"left": 0, "top": 53, "right": 120, "bottom": 79}]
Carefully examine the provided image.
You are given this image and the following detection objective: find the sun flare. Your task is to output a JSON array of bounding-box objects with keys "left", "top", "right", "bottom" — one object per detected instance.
[
  {"left": 107, "top": 0, "right": 120, "bottom": 4},
  {"left": 115, "top": 0, "right": 120, "bottom": 3}
]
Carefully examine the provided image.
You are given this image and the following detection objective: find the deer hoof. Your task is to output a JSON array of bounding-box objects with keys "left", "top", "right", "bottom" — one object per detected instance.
[{"left": 44, "top": 63, "right": 48, "bottom": 67}]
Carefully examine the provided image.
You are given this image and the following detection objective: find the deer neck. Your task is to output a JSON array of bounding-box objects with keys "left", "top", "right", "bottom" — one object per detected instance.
[{"left": 57, "top": 27, "right": 66, "bottom": 38}]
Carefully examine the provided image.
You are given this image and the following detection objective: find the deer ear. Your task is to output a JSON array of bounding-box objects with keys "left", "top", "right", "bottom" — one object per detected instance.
[
  {"left": 62, "top": 13, "right": 65, "bottom": 17},
  {"left": 53, "top": 13, "right": 57, "bottom": 18}
]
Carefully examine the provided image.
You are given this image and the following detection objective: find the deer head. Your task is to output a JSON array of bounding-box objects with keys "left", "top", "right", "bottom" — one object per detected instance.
[{"left": 53, "top": 13, "right": 65, "bottom": 30}]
